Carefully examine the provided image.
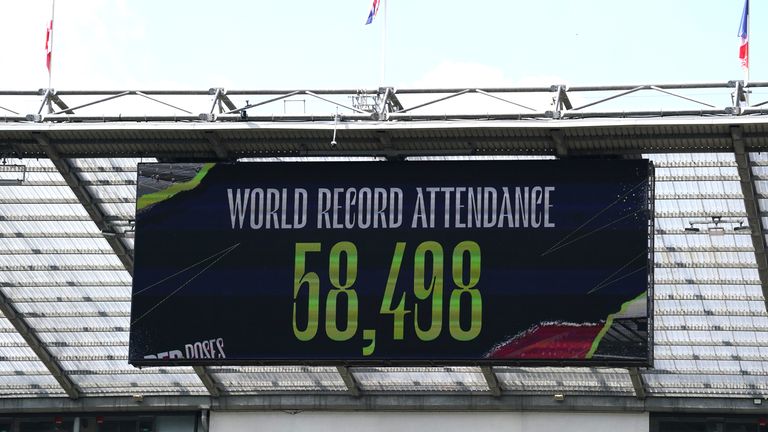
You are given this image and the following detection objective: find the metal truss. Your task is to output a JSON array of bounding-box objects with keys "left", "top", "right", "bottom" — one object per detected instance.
[{"left": 0, "top": 80, "right": 764, "bottom": 124}]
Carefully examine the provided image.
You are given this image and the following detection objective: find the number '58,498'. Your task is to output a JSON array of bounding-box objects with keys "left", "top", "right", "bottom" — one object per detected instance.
[{"left": 292, "top": 241, "right": 482, "bottom": 343}]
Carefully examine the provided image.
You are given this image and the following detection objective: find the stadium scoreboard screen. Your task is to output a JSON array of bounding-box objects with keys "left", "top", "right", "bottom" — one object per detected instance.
[{"left": 129, "top": 160, "right": 653, "bottom": 366}]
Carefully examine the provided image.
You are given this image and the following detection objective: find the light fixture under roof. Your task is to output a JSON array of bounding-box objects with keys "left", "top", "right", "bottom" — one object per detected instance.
[
  {"left": 684, "top": 224, "right": 701, "bottom": 233},
  {"left": 684, "top": 216, "right": 748, "bottom": 236},
  {"left": 707, "top": 226, "right": 725, "bottom": 236},
  {"left": 0, "top": 161, "right": 25, "bottom": 185},
  {"left": 733, "top": 221, "right": 751, "bottom": 232}
]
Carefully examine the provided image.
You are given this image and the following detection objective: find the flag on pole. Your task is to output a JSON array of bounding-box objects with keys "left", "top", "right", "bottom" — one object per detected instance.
[
  {"left": 739, "top": 0, "right": 749, "bottom": 70},
  {"left": 366, "top": 0, "right": 380, "bottom": 25},
  {"left": 45, "top": 19, "right": 53, "bottom": 73}
]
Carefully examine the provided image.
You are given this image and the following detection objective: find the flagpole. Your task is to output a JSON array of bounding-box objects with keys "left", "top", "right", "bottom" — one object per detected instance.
[
  {"left": 48, "top": 0, "right": 55, "bottom": 89},
  {"left": 746, "top": 0, "right": 750, "bottom": 105},
  {"left": 747, "top": 0, "right": 751, "bottom": 84},
  {"left": 381, "top": 0, "right": 387, "bottom": 86}
]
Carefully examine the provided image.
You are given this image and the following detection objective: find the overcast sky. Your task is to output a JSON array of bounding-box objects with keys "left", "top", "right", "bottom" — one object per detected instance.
[{"left": 0, "top": 1, "right": 760, "bottom": 114}]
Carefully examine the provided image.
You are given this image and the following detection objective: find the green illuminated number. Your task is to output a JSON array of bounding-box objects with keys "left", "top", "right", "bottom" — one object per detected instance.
[
  {"left": 380, "top": 242, "right": 409, "bottom": 340},
  {"left": 293, "top": 243, "right": 321, "bottom": 341},
  {"left": 326, "top": 241, "right": 358, "bottom": 341},
  {"left": 449, "top": 241, "right": 482, "bottom": 341},
  {"left": 413, "top": 241, "right": 443, "bottom": 341}
]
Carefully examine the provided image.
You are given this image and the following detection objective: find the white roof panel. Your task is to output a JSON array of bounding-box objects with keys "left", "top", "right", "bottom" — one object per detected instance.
[{"left": 0, "top": 151, "right": 765, "bottom": 400}]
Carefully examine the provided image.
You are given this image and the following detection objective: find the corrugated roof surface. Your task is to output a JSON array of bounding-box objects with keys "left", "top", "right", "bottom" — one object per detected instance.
[
  {"left": 2, "top": 116, "right": 768, "bottom": 159},
  {"left": 0, "top": 118, "right": 766, "bottom": 400}
]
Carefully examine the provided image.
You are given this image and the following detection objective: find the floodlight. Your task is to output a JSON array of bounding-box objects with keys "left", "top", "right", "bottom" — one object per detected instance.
[
  {"left": 707, "top": 227, "right": 725, "bottom": 236},
  {"left": 733, "top": 222, "right": 751, "bottom": 232},
  {"left": 684, "top": 216, "right": 749, "bottom": 236}
]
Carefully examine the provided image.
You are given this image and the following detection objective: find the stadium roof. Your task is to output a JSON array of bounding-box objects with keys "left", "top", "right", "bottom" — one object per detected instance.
[{"left": 0, "top": 81, "right": 766, "bottom": 413}]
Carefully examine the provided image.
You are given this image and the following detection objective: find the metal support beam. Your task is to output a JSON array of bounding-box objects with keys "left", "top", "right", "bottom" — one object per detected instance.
[
  {"left": 627, "top": 368, "right": 647, "bottom": 400},
  {"left": 37, "top": 88, "right": 54, "bottom": 114},
  {"left": 193, "top": 366, "right": 221, "bottom": 398},
  {"left": 0, "top": 394, "right": 766, "bottom": 414},
  {"left": 377, "top": 87, "right": 392, "bottom": 120},
  {"left": 379, "top": 86, "right": 404, "bottom": 118},
  {"left": 32, "top": 133, "right": 134, "bottom": 275},
  {"left": 36, "top": 89, "right": 74, "bottom": 114},
  {"left": 0, "top": 287, "right": 81, "bottom": 399},
  {"left": 551, "top": 130, "right": 567, "bottom": 157},
  {"left": 204, "top": 131, "right": 231, "bottom": 160},
  {"left": 730, "top": 80, "right": 749, "bottom": 111},
  {"left": 377, "top": 131, "right": 404, "bottom": 161},
  {"left": 209, "top": 88, "right": 237, "bottom": 114},
  {"left": 480, "top": 366, "right": 502, "bottom": 397},
  {"left": 732, "top": 126, "right": 768, "bottom": 312},
  {"left": 336, "top": 366, "right": 361, "bottom": 397},
  {"left": 551, "top": 85, "right": 572, "bottom": 119}
]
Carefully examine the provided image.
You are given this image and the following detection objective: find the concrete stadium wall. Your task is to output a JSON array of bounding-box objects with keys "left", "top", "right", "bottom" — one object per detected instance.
[{"left": 210, "top": 411, "right": 649, "bottom": 432}]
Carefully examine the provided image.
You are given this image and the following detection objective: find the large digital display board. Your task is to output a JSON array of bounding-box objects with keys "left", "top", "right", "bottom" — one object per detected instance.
[{"left": 129, "top": 160, "right": 653, "bottom": 366}]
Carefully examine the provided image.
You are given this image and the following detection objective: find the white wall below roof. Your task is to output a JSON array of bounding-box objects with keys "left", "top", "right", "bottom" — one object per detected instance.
[{"left": 210, "top": 411, "right": 649, "bottom": 432}]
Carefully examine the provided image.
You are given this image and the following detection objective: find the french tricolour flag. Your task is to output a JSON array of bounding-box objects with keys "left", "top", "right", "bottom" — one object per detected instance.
[
  {"left": 366, "top": 0, "right": 380, "bottom": 25},
  {"left": 45, "top": 19, "right": 53, "bottom": 73},
  {"left": 739, "top": 0, "right": 749, "bottom": 70}
]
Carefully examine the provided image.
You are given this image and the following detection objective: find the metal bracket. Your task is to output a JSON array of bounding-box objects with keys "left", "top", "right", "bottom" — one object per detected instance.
[
  {"left": 209, "top": 88, "right": 237, "bottom": 114},
  {"left": 729, "top": 80, "right": 749, "bottom": 112},
  {"left": 204, "top": 131, "right": 231, "bottom": 160},
  {"left": 551, "top": 85, "right": 572, "bottom": 119},
  {"left": 481, "top": 366, "right": 502, "bottom": 397},
  {"left": 336, "top": 366, "right": 362, "bottom": 396},
  {"left": 551, "top": 129, "right": 567, "bottom": 157},
  {"left": 627, "top": 367, "right": 647, "bottom": 400},
  {"left": 379, "top": 87, "right": 403, "bottom": 120},
  {"left": 193, "top": 366, "right": 222, "bottom": 398}
]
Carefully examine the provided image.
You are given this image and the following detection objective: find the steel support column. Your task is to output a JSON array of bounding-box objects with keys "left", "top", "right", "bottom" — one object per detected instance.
[
  {"left": 32, "top": 133, "right": 135, "bottom": 275},
  {"left": 378, "top": 87, "right": 404, "bottom": 119},
  {"left": 336, "top": 366, "right": 361, "bottom": 396},
  {"left": 378, "top": 131, "right": 404, "bottom": 161},
  {"left": 732, "top": 126, "right": 768, "bottom": 311},
  {"left": 480, "top": 366, "right": 502, "bottom": 397},
  {"left": 204, "top": 131, "right": 231, "bottom": 161},
  {"left": 0, "top": 289, "right": 81, "bottom": 399},
  {"left": 627, "top": 367, "right": 647, "bottom": 400},
  {"left": 551, "top": 85, "right": 572, "bottom": 119},
  {"left": 551, "top": 130, "right": 567, "bottom": 157},
  {"left": 209, "top": 88, "right": 237, "bottom": 115},
  {"left": 193, "top": 366, "right": 221, "bottom": 398}
]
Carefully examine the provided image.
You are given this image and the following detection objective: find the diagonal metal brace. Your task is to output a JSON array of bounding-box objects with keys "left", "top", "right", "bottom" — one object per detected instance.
[
  {"left": 193, "top": 366, "right": 222, "bottom": 397},
  {"left": 378, "top": 87, "right": 404, "bottom": 118},
  {"left": 551, "top": 85, "right": 572, "bottom": 119},
  {"left": 481, "top": 366, "right": 502, "bottom": 397},
  {"left": 732, "top": 126, "right": 768, "bottom": 313},
  {"left": 209, "top": 88, "right": 238, "bottom": 114},
  {"left": 33, "top": 133, "right": 134, "bottom": 275},
  {"left": 0, "top": 285, "right": 81, "bottom": 399},
  {"left": 627, "top": 367, "right": 647, "bottom": 399},
  {"left": 336, "top": 366, "right": 362, "bottom": 396}
]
